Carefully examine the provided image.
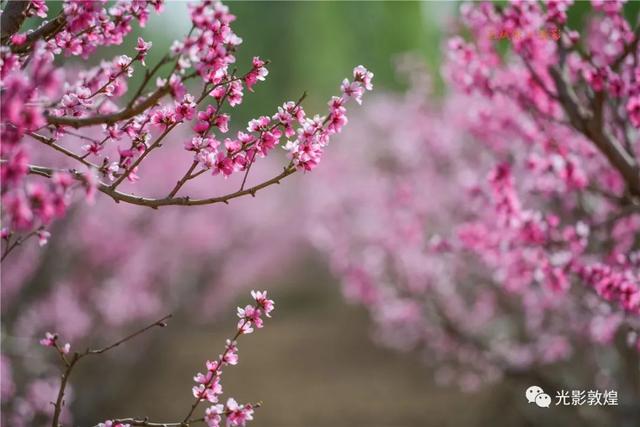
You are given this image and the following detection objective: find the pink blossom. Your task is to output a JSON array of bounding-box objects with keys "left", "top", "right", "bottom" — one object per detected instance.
[
  {"left": 150, "top": 107, "right": 177, "bottom": 130},
  {"left": 37, "top": 230, "right": 51, "bottom": 247},
  {"left": 211, "top": 152, "right": 235, "bottom": 177},
  {"left": 250, "top": 290, "right": 274, "bottom": 317},
  {"left": 353, "top": 65, "right": 374, "bottom": 90},
  {"left": 244, "top": 57, "right": 268, "bottom": 91},
  {"left": 27, "top": 0, "right": 48, "bottom": 18},
  {"left": 98, "top": 421, "right": 131, "bottom": 427},
  {"left": 192, "top": 378, "right": 223, "bottom": 403},
  {"left": 10, "top": 34, "right": 27, "bottom": 46},
  {"left": 222, "top": 340, "right": 238, "bottom": 365},
  {"left": 215, "top": 114, "right": 230, "bottom": 133},
  {"left": 305, "top": 9, "right": 639, "bottom": 393},
  {"left": 175, "top": 94, "right": 197, "bottom": 121},
  {"left": 627, "top": 95, "right": 640, "bottom": 128},
  {"left": 340, "top": 79, "right": 365, "bottom": 105},
  {"left": 237, "top": 321, "right": 254, "bottom": 335},
  {"left": 236, "top": 305, "right": 263, "bottom": 329},
  {"left": 39, "top": 332, "right": 57, "bottom": 347},
  {"left": 225, "top": 398, "right": 254, "bottom": 427},
  {"left": 205, "top": 404, "right": 224, "bottom": 427},
  {"left": 135, "top": 37, "right": 152, "bottom": 65}
]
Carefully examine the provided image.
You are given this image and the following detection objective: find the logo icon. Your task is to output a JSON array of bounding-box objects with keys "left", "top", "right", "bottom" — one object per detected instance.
[{"left": 526, "top": 385, "right": 551, "bottom": 408}]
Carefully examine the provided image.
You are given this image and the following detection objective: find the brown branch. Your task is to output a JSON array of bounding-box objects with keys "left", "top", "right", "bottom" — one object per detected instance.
[
  {"left": 45, "top": 86, "right": 171, "bottom": 128},
  {"left": 0, "top": 0, "right": 29, "bottom": 42},
  {"left": 549, "top": 65, "right": 640, "bottom": 197},
  {"left": 167, "top": 160, "right": 198, "bottom": 198},
  {"left": 521, "top": 59, "right": 558, "bottom": 102},
  {"left": 28, "top": 132, "right": 97, "bottom": 169},
  {"left": 102, "top": 166, "right": 295, "bottom": 208},
  {"left": 44, "top": 69, "right": 220, "bottom": 129},
  {"left": 92, "top": 418, "right": 204, "bottom": 427},
  {"left": 612, "top": 25, "right": 640, "bottom": 70},
  {"left": 239, "top": 150, "right": 256, "bottom": 192},
  {"left": 85, "top": 314, "right": 172, "bottom": 356},
  {"left": 29, "top": 84, "right": 305, "bottom": 207},
  {"left": 10, "top": 12, "right": 67, "bottom": 54},
  {"left": 126, "top": 54, "right": 172, "bottom": 109},
  {"left": 1, "top": 228, "right": 39, "bottom": 261},
  {"left": 110, "top": 121, "right": 178, "bottom": 188},
  {"left": 48, "top": 315, "right": 172, "bottom": 427},
  {"left": 23, "top": 162, "right": 297, "bottom": 208},
  {"left": 51, "top": 353, "right": 79, "bottom": 427},
  {"left": 96, "top": 403, "right": 262, "bottom": 427}
]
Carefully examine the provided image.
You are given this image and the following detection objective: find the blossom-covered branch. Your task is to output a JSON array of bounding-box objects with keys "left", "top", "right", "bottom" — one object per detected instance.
[
  {"left": 443, "top": 0, "right": 640, "bottom": 315},
  {"left": 81, "top": 291, "right": 274, "bottom": 427},
  {"left": 0, "top": 0, "right": 373, "bottom": 256}
]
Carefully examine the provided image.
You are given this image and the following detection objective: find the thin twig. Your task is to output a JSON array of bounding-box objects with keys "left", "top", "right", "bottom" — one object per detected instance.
[
  {"left": 110, "top": 122, "right": 179, "bottom": 188},
  {"left": 1, "top": 229, "right": 38, "bottom": 261},
  {"left": 167, "top": 161, "right": 199, "bottom": 198},
  {"left": 92, "top": 417, "right": 204, "bottom": 427},
  {"left": 126, "top": 54, "right": 172, "bottom": 109},
  {"left": 85, "top": 314, "right": 172, "bottom": 356},
  {"left": 27, "top": 131, "right": 98, "bottom": 169},
  {"left": 96, "top": 402, "right": 261, "bottom": 427},
  {"left": 48, "top": 314, "right": 173, "bottom": 427}
]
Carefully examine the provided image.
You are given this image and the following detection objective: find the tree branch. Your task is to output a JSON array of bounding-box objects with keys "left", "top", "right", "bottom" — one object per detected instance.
[
  {"left": 51, "top": 353, "right": 79, "bottom": 427},
  {"left": 549, "top": 65, "right": 640, "bottom": 196},
  {"left": 1, "top": 228, "right": 39, "bottom": 261},
  {"left": 612, "top": 25, "right": 640, "bottom": 70},
  {"left": 85, "top": 314, "right": 172, "bottom": 356},
  {"left": 0, "top": 0, "right": 29, "bottom": 42},
  {"left": 23, "top": 163, "right": 297, "bottom": 208},
  {"left": 92, "top": 418, "right": 204, "bottom": 427},
  {"left": 94, "top": 402, "right": 261, "bottom": 427},
  {"left": 48, "top": 315, "right": 173, "bottom": 427},
  {"left": 45, "top": 86, "right": 171, "bottom": 128},
  {"left": 11, "top": 11, "right": 67, "bottom": 53}
]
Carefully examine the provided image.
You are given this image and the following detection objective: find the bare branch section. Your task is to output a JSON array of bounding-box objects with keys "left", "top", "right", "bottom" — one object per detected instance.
[
  {"left": 25, "top": 163, "right": 297, "bottom": 209},
  {"left": 49, "top": 315, "right": 172, "bottom": 427},
  {"left": 1, "top": 228, "right": 39, "bottom": 261},
  {"left": 86, "top": 314, "right": 172, "bottom": 355}
]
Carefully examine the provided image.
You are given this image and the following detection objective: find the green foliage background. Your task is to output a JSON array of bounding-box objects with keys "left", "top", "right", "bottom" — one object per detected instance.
[
  {"left": 32, "top": 1, "right": 640, "bottom": 126},
  {"left": 131, "top": 1, "right": 446, "bottom": 124}
]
